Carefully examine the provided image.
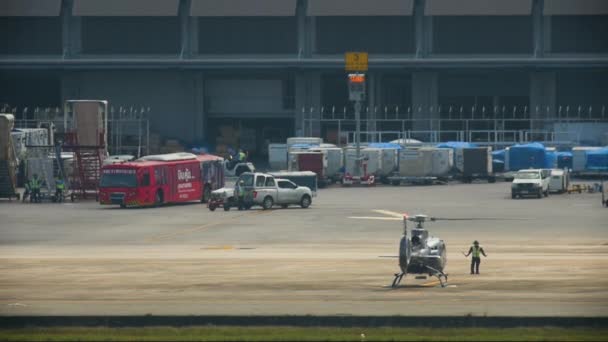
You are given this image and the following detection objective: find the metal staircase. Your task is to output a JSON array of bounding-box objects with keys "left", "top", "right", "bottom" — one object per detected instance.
[{"left": 65, "top": 132, "right": 104, "bottom": 200}]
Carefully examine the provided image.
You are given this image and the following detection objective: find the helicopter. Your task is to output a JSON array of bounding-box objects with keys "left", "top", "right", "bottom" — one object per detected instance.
[{"left": 392, "top": 214, "right": 449, "bottom": 288}]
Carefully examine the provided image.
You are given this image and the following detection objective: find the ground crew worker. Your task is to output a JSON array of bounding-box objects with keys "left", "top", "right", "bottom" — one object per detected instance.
[
  {"left": 464, "top": 240, "right": 487, "bottom": 274},
  {"left": 237, "top": 180, "right": 246, "bottom": 210},
  {"left": 55, "top": 176, "right": 65, "bottom": 202},
  {"left": 29, "top": 173, "right": 41, "bottom": 203},
  {"left": 238, "top": 149, "right": 246, "bottom": 162}
]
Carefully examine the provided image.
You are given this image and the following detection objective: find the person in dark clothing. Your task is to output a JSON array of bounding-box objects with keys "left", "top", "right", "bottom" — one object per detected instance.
[
  {"left": 236, "top": 180, "right": 246, "bottom": 211},
  {"left": 464, "top": 240, "right": 487, "bottom": 274}
]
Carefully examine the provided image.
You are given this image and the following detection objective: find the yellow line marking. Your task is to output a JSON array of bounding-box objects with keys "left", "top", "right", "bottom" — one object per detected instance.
[
  {"left": 373, "top": 209, "right": 406, "bottom": 218},
  {"left": 202, "top": 245, "right": 235, "bottom": 250},
  {"left": 348, "top": 216, "right": 402, "bottom": 221},
  {"left": 421, "top": 280, "right": 441, "bottom": 287}
]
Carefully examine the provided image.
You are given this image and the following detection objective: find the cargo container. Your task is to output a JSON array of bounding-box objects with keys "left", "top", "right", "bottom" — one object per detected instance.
[
  {"left": 268, "top": 143, "right": 288, "bottom": 170},
  {"left": 287, "top": 151, "right": 327, "bottom": 186},
  {"left": 310, "top": 146, "right": 343, "bottom": 182},
  {"left": 556, "top": 151, "right": 573, "bottom": 170},
  {"left": 507, "top": 143, "right": 546, "bottom": 171},
  {"left": 549, "top": 169, "right": 569, "bottom": 193},
  {"left": 367, "top": 143, "right": 401, "bottom": 180},
  {"left": 586, "top": 148, "right": 608, "bottom": 172},
  {"left": 286, "top": 137, "right": 323, "bottom": 148},
  {"left": 431, "top": 148, "right": 454, "bottom": 177},
  {"left": 572, "top": 147, "right": 603, "bottom": 173},
  {"left": 397, "top": 148, "right": 434, "bottom": 177},
  {"left": 455, "top": 147, "right": 494, "bottom": 182}
]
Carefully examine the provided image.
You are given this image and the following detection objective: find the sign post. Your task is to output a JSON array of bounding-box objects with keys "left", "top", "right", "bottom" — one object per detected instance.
[{"left": 345, "top": 52, "right": 368, "bottom": 178}]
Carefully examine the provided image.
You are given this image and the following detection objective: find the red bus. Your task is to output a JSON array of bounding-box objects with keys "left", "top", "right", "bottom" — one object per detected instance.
[{"left": 99, "top": 152, "right": 224, "bottom": 208}]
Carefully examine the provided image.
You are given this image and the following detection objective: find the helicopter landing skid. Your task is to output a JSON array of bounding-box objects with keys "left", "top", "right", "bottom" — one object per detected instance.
[
  {"left": 425, "top": 265, "right": 448, "bottom": 287},
  {"left": 391, "top": 272, "right": 405, "bottom": 288}
]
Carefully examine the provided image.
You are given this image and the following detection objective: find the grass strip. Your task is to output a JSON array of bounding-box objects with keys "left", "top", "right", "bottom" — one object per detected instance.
[{"left": 1, "top": 326, "right": 606, "bottom": 342}]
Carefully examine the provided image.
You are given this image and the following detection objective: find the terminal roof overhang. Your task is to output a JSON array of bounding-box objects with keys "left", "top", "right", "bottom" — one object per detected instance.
[
  {"left": 2, "top": 0, "right": 608, "bottom": 16},
  {"left": 1, "top": 56, "right": 607, "bottom": 70}
]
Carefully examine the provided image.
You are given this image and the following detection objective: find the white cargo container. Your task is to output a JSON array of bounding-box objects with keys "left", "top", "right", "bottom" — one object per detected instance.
[
  {"left": 310, "top": 146, "right": 343, "bottom": 181},
  {"left": 362, "top": 148, "right": 383, "bottom": 176},
  {"left": 398, "top": 148, "right": 434, "bottom": 177},
  {"left": 379, "top": 148, "right": 399, "bottom": 177},
  {"left": 431, "top": 148, "right": 453, "bottom": 177},
  {"left": 286, "top": 137, "right": 323, "bottom": 148},
  {"left": 572, "top": 147, "right": 602, "bottom": 172},
  {"left": 344, "top": 148, "right": 375, "bottom": 176},
  {"left": 268, "top": 143, "right": 288, "bottom": 170},
  {"left": 549, "top": 169, "right": 569, "bottom": 193}
]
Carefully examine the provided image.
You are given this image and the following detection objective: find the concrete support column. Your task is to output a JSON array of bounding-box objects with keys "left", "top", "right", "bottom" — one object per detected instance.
[
  {"left": 414, "top": 0, "right": 429, "bottom": 57},
  {"left": 530, "top": 71, "right": 557, "bottom": 130},
  {"left": 179, "top": 0, "right": 197, "bottom": 57},
  {"left": 60, "top": 72, "right": 81, "bottom": 103},
  {"left": 296, "top": 0, "right": 307, "bottom": 57},
  {"left": 61, "top": 0, "right": 81, "bottom": 57},
  {"left": 294, "top": 72, "right": 321, "bottom": 137},
  {"left": 367, "top": 72, "right": 383, "bottom": 140},
  {"left": 411, "top": 72, "right": 439, "bottom": 131},
  {"left": 543, "top": 16, "right": 552, "bottom": 54},
  {"left": 532, "top": 0, "right": 544, "bottom": 57},
  {"left": 194, "top": 72, "right": 205, "bottom": 141}
]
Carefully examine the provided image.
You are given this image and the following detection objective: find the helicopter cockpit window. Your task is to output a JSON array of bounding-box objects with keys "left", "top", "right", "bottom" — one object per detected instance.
[{"left": 411, "top": 235, "right": 421, "bottom": 246}]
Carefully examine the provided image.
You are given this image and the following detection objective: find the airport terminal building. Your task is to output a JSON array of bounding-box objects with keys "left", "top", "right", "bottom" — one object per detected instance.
[{"left": 1, "top": 0, "right": 607, "bottom": 156}]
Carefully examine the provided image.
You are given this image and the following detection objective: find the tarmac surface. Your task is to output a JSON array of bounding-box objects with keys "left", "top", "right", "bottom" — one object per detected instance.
[{"left": 1, "top": 181, "right": 607, "bottom": 316}]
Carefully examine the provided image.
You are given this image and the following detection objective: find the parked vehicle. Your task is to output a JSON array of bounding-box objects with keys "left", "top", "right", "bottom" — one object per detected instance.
[
  {"left": 548, "top": 169, "right": 570, "bottom": 194},
  {"left": 511, "top": 169, "right": 551, "bottom": 199},
  {"left": 208, "top": 187, "right": 237, "bottom": 211},
  {"left": 223, "top": 157, "right": 255, "bottom": 177},
  {"left": 237, "top": 172, "right": 313, "bottom": 210},
  {"left": 268, "top": 171, "right": 318, "bottom": 195},
  {"left": 99, "top": 152, "right": 224, "bottom": 208}
]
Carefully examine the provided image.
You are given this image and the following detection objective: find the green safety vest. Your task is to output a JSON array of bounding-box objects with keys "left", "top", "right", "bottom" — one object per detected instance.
[
  {"left": 30, "top": 178, "right": 40, "bottom": 190},
  {"left": 237, "top": 186, "right": 245, "bottom": 197},
  {"left": 56, "top": 180, "right": 65, "bottom": 190},
  {"left": 239, "top": 152, "right": 246, "bottom": 160},
  {"left": 472, "top": 246, "right": 481, "bottom": 258}
]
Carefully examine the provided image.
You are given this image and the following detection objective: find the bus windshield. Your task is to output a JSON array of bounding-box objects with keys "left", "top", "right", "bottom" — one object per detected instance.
[{"left": 100, "top": 170, "right": 137, "bottom": 188}]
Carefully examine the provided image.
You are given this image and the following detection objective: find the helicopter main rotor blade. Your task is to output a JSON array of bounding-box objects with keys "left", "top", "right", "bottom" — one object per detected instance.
[
  {"left": 348, "top": 216, "right": 402, "bottom": 221},
  {"left": 430, "top": 217, "right": 530, "bottom": 221}
]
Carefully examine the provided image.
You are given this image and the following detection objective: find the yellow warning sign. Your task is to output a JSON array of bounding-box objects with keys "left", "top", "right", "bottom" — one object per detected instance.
[{"left": 345, "top": 52, "right": 368, "bottom": 71}]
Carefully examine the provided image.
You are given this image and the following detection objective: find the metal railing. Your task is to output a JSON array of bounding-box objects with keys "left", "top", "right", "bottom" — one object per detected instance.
[{"left": 5, "top": 105, "right": 151, "bottom": 157}]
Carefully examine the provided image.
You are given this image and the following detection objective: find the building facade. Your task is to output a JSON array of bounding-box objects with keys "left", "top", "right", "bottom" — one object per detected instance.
[{"left": 1, "top": 0, "right": 608, "bottom": 154}]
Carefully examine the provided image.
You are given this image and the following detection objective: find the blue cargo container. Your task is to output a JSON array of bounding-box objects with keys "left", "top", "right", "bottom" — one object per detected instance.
[
  {"left": 544, "top": 150, "right": 557, "bottom": 169},
  {"left": 586, "top": 148, "right": 608, "bottom": 171},
  {"left": 436, "top": 141, "right": 477, "bottom": 149},
  {"left": 508, "top": 143, "right": 546, "bottom": 171},
  {"left": 556, "top": 151, "right": 573, "bottom": 169}
]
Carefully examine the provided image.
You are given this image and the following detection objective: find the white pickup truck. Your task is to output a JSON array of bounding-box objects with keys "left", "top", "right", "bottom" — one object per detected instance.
[
  {"left": 511, "top": 169, "right": 551, "bottom": 199},
  {"left": 238, "top": 172, "right": 313, "bottom": 210}
]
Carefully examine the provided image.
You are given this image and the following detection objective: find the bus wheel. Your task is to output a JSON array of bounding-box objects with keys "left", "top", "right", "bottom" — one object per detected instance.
[
  {"left": 155, "top": 190, "right": 163, "bottom": 207},
  {"left": 223, "top": 205, "right": 230, "bottom": 211}
]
